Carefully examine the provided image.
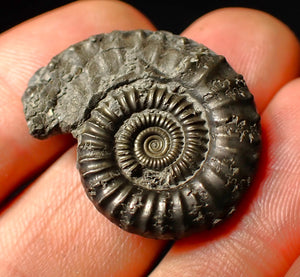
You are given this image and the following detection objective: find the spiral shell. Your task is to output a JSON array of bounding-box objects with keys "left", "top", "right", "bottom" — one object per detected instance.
[{"left": 22, "top": 30, "right": 261, "bottom": 239}]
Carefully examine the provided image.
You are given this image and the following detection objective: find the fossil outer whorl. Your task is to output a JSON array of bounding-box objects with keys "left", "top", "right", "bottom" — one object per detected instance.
[{"left": 22, "top": 30, "right": 261, "bottom": 239}]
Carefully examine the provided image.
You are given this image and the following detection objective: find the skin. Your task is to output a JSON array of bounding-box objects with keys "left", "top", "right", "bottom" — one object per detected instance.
[{"left": 0, "top": 1, "right": 300, "bottom": 276}]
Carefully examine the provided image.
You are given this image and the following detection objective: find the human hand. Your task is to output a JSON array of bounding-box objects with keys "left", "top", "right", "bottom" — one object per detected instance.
[{"left": 0, "top": 1, "right": 300, "bottom": 276}]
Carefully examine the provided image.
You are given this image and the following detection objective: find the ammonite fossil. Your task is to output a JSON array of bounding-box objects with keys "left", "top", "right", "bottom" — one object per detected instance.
[{"left": 22, "top": 30, "right": 261, "bottom": 240}]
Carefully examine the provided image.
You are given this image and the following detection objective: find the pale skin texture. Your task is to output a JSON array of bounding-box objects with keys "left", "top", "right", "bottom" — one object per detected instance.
[{"left": 0, "top": 1, "right": 300, "bottom": 276}]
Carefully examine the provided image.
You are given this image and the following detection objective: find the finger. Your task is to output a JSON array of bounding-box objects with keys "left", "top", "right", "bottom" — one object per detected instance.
[
  {"left": 0, "top": 0, "right": 155, "bottom": 202},
  {"left": 0, "top": 147, "right": 166, "bottom": 276},
  {"left": 0, "top": 2, "right": 164, "bottom": 275},
  {"left": 151, "top": 77, "right": 300, "bottom": 276},
  {"left": 182, "top": 7, "right": 300, "bottom": 113},
  {"left": 150, "top": 8, "right": 300, "bottom": 277}
]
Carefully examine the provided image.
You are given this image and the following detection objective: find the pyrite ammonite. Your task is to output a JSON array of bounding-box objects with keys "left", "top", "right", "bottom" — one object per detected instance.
[{"left": 22, "top": 30, "right": 261, "bottom": 239}]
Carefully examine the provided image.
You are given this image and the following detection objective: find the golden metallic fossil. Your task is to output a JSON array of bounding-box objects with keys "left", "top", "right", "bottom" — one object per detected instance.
[{"left": 22, "top": 30, "right": 261, "bottom": 239}]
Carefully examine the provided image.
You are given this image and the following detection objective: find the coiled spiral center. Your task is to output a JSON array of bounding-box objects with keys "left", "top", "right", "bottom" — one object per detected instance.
[
  {"left": 78, "top": 85, "right": 209, "bottom": 190},
  {"left": 116, "top": 110, "right": 184, "bottom": 176},
  {"left": 137, "top": 127, "right": 170, "bottom": 158}
]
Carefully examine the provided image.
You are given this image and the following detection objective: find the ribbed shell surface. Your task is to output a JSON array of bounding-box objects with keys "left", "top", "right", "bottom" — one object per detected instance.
[{"left": 22, "top": 30, "right": 261, "bottom": 239}]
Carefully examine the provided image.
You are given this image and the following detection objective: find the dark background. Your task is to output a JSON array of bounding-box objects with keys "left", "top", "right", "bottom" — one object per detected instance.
[{"left": 1, "top": 0, "right": 300, "bottom": 39}]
